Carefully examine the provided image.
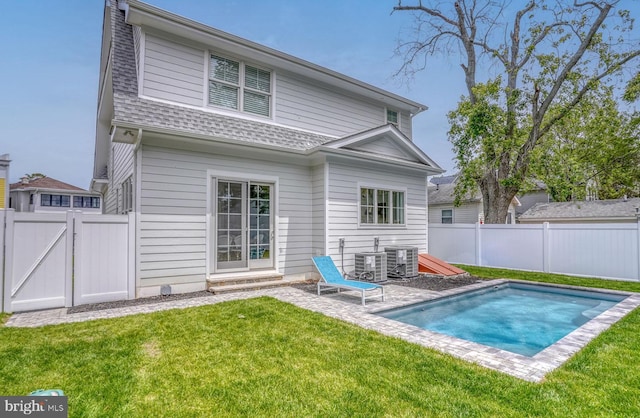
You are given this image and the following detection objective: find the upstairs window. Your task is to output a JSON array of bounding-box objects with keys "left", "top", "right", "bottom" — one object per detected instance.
[
  {"left": 360, "top": 187, "right": 405, "bottom": 226},
  {"left": 209, "top": 54, "right": 271, "bottom": 117},
  {"left": 386, "top": 109, "right": 399, "bottom": 127}
]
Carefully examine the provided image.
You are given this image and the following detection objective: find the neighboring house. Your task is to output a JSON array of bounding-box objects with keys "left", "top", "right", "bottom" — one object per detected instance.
[
  {"left": 0, "top": 154, "right": 9, "bottom": 209},
  {"left": 516, "top": 180, "right": 550, "bottom": 220},
  {"left": 519, "top": 198, "right": 640, "bottom": 224},
  {"left": 9, "top": 176, "right": 102, "bottom": 213},
  {"left": 428, "top": 174, "right": 519, "bottom": 224},
  {"left": 91, "top": 1, "right": 443, "bottom": 296}
]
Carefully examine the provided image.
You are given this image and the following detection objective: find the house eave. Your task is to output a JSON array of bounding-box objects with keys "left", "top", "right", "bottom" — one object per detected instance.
[
  {"left": 123, "top": 0, "right": 427, "bottom": 115},
  {"left": 110, "top": 121, "right": 310, "bottom": 156},
  {"left": 314, "top": 147, "right": 443, "bottom": 175},
  {"left": 322, "top": 124, "right": 444, "bottom": 171}
]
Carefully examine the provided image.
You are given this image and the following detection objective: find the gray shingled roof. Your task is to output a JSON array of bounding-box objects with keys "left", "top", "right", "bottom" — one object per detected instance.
[
  {"left": 109, "top": 2, "right": 338, "bottom": 151},
  {"left": 520, "top": 198, "right": 640, "bottom": 220},
  {"left": 430, "top": 174, "right": 457, "bottom": 185},
  {"left": 428, "top": 182, "right": 481, "bottom": 205}
]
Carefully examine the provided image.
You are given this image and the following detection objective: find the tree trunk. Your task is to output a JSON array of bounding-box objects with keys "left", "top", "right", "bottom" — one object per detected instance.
[{"left": 480, "top": 175, "right": 513, "bottom": 224}]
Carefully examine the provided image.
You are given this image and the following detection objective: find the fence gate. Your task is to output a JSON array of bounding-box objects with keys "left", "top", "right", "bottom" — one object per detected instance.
[{"left": 2, "top": 210, "right": 134, "bottom": 313}]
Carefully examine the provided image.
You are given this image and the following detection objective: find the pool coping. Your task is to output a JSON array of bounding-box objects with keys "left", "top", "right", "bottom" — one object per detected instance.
[{"left": 367, "top": 280, "right": 640, "bottom": 382}]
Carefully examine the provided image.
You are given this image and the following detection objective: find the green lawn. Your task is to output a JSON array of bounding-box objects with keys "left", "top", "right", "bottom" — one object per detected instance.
[{"left": 1, "top": 269, "right": 639, "bottom": 417}]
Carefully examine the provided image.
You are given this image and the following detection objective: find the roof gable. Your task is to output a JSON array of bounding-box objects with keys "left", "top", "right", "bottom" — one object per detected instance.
[{"left": 320, "top": 124, "right": 442, "bottom": 170}]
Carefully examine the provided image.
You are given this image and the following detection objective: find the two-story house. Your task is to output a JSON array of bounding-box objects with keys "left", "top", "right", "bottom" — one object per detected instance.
[{"left": 92, "top": 0, "right": 443, "bottom": 297}]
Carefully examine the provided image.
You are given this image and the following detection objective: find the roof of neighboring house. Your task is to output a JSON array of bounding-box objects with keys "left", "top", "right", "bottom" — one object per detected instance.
[
  {"left": 430, "top": 174, "right": 457, "bottom": 186},
  {"left": 10, "top": 177, "right": 87, "bottom": 192},
  {"left": 519, "top": 198, "right": 640, "bottom": 221},
  {"left": 428, "top": 182, "right": 481, "bottom": 205}
]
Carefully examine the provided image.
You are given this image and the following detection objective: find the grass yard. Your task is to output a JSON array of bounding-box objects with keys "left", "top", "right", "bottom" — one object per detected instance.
[{"left": 1, "top": 269, "right": 639, "bottom": 417}]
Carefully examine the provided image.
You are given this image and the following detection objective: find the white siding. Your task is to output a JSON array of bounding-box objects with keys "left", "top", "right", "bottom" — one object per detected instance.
[
  {"left": 275, "top": 72, "right": 413, "bottom": 139},
  {"left": 142, "top": 34, "right": 205, "bottom": 106},
  {"left": 326, "top": 158, "right": 428, "bottom": 273},
  {"left": 105, "top": 143, "right": 135, "bottom": 214},
  {"left": 138, "top": 143, "right": 314, "bottom": 285},
  {"left": 347, "top": 137, "right": 417, "bottom": 161},
  {"left": 312, "top": 164, "right": 325, "bottom": 255}
]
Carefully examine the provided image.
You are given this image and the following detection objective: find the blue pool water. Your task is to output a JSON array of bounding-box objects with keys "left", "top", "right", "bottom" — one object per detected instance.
[{"left": 378, "top": 283, "right": 627, "bottom": 356}]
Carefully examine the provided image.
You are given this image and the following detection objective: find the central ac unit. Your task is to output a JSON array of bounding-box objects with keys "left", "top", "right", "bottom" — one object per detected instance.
[
  {"left": 385, "top": 246, "right": 418, "bottom": 278},
  {"left": 354, "top": 252, "right": 387, "bottom": 282}
]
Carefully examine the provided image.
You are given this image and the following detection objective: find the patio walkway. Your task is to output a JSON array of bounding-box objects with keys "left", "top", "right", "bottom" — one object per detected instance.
[{"left": 5, "top": 281, "right": 640, "bottom": 383}]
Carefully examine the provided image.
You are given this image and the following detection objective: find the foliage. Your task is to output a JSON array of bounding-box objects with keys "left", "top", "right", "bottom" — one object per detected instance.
[
  {"left": 624, "top": 72, "right": 640, "bottom": 102},
  {"left": 530, "top": 86, "right": 640, "bottom": 200},
  {"left": 394, "top": 1, "right": 640, "bottom": 222},
  {"left": 1, "top": 292, "right": 640, "bottom": 416},
  {"left": 23, "top": 173, "right": 45, "bottom": 180}
]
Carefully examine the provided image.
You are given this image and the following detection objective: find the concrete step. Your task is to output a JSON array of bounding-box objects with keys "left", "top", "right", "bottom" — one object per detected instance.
[
  {"left": 207, "top": 277, "right": 313, "bottom": 295},
  {"left": 207, "top": 272, "right": 284, "bottom": 288}
]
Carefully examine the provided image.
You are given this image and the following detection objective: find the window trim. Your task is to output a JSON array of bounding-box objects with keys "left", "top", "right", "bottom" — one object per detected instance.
[
  {"left": 207, "top": 52, "right": 273, "bottom": 118},
  {"left": 358, "top": 183, "right": 407, "bottom": 227},
  {"left": 121, "top": 176, "right": 133, "bottom": 214},
  {"left": 41, "top": 194, "right": 71, "bottom": 208},
  {"left": 385, "top": 108, "right": 400, "bottom": 129},
  {"left": 441, "top": 208, "right": 454, "bottom": 224},
  {"left": 73, "top": 195, "right": 101, "bottom": 209}
]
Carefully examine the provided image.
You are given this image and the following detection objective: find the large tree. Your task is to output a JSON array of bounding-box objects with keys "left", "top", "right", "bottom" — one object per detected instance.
[
  {"left": 530, "top": 86, "right": 640, "bottom": 201},
  {"left": 393, "top": 1, "right": 640, "bottom": 223}
]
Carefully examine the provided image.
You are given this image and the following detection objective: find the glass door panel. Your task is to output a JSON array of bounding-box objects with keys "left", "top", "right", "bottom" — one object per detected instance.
[
  {"left": 249, "top": 184, "right": 272, "bottom": 268},
  {"left": 216, "top": 180, "right": 247, "bottom": 270}
]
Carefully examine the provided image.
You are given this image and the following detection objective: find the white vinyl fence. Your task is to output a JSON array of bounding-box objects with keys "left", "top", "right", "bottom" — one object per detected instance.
[
  {"left": 1, "top": 210, "right": 134, "bottom": 313},
  {"left": 429, "top": 222, "right": 640, "bottom": 282}
]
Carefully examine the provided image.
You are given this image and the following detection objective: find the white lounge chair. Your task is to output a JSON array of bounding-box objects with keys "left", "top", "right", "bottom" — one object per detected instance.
[{"left": 312, "top": 256, "right": 385, "bottom": 306}]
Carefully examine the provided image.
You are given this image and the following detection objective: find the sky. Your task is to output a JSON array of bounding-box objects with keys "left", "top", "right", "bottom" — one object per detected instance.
[{"left": 0, "top": 0, "right": 637, "bottom": 189}]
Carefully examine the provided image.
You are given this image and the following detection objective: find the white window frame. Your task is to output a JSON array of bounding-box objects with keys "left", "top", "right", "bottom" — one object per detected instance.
[
  {"left": 207, "top": 52, "right": 272, "bottom": 118},
  {"left": 386, "top": 108, "right": 400, "bottom": 128},
  {"left": 441, "top": 208, "right": 453, "bottom": 224},
  {"left": 121, "top": 176, "right": 133, "bottom": 214},
  {"left": 358, "top": 184, "right": 407, "bottom": 227}
]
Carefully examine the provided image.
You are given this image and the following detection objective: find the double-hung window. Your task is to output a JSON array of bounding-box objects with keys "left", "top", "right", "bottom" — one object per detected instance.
[
  {"left": 209, "top": 54, "right": 271, "bottom": 117},
  {"left": 441, "top": 209, "right": 453, "bottom": 224},
  {"left": 360, "top": 187, "right": 405, "bottom": 225}
]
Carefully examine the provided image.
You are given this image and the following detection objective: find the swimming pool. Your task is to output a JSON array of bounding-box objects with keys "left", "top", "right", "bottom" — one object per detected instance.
[{"left": 377, "top": 282, "right": 628, "bottom": 356}]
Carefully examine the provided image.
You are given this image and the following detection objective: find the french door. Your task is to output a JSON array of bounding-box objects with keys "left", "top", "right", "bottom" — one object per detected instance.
[{"left": 215, "top": 180, "right": 273, "bottom": 271}]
